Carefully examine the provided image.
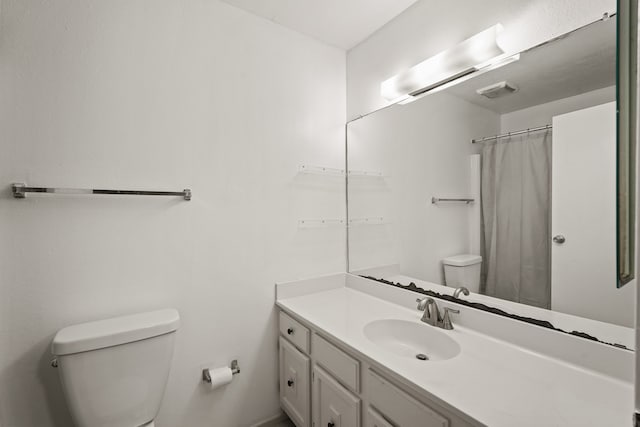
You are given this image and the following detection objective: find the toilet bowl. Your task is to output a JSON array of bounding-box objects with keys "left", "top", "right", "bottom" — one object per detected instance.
[{"left": 51, "top": 309, "right": 180, "bottom": 427}]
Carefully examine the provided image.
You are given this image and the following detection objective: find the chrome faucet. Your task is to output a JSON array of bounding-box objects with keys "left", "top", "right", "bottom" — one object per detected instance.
[
  {"left": 453, "top": 287, "right": 470, "bottom": 299},
  {"left": 416, "top": 297, "right": 441, "bottom": 326},
  {"left": 416, "top": 298, "right": 460, "bottom": 330}
]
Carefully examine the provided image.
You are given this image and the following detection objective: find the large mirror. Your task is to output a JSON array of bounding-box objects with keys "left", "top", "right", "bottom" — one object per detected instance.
[{"left": 347, "top": 15, "right": 636, "bottom": 349}]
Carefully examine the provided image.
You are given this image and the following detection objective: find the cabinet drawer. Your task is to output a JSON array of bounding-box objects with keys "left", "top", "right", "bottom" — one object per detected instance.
[
  {"left": 312, "top": 333, "right": 359, "bottom": 392},
  {"left": 313, "top": 365, "right": 361, "bottom": 427},
  {"left": 366, "top": 407, "right": 394, "bottom": 427},
  {"left": 280, "top": 337, "right": 311, "bottom": 427},
  {"left": 367, "top": 370, "right": 448, "bottom": 427},
  {"left": 280, "top": 311, "right": 310, "bottom": 354}
]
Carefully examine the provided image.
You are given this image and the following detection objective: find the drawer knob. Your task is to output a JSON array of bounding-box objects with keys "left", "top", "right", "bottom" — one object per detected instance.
[
  {"left": 287, "top": 379, "right": 294, "bottom": 387},
  {"left": 328, "top": 422, "right": 335, "bottom": 427},
  {"left": 287, "top": 328, "right": 294, "bottom": 335}
]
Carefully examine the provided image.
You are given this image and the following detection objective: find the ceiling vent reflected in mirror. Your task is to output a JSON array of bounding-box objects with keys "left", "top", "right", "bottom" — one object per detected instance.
[{"left": 476, "top": 81, "right": 518, "bottom": 99}]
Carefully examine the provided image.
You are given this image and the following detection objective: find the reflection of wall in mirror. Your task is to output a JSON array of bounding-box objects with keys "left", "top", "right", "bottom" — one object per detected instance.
[{"left": 347, "top": 91, "right": 498, "bottom": 283}]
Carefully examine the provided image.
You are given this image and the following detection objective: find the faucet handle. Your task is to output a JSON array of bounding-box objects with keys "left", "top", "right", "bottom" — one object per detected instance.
[
  {"left": 441, "top": 307, "right": 460, "bottom": 330},
  {"left": 416, "top": 298, "right": 428, "bottom": 311}
]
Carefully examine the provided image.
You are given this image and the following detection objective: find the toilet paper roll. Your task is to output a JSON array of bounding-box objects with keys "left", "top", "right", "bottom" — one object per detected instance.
[{"left": 206, "top": 367, "right": 233, "bottom": 390}]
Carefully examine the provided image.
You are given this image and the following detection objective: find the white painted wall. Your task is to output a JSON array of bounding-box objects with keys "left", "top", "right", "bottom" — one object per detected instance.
[
  {"left": 347, "top": 92, "right": 498, "bottom": 283},
  {"left": 347, "top": 0, "right": 616, "bottom": 120},
  {"left": 0, "top": 1, "right": 346, "bottom": 426},
  {"left": 500, "top": 86, "right": 616, "bottom": 132}
]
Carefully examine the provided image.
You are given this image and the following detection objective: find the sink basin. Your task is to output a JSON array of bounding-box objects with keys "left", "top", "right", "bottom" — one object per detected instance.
[{"left": 363, "top": 319, "right": 461, "bottom": 361}]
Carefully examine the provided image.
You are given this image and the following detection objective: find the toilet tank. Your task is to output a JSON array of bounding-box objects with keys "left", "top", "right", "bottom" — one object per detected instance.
[
  {"left": 442, "top": 255, "right": 482, "bottom": 292},
  {"left": 51, "top": 309, "right": 180, "bottom": 427}
]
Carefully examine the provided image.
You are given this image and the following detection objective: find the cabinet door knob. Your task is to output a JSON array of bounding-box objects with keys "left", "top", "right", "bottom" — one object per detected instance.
[
  {"left": 287, "top": 379, "right": 294, "bottom": 387},
  {"left": 553, "top": 235, "right": 566, "bottom": 244},
  {"left": 328, "top": 423, "right": 335, "bottom": 427},
  {"left": 287, "top": 328, "right": 294, "bottom": 335}
]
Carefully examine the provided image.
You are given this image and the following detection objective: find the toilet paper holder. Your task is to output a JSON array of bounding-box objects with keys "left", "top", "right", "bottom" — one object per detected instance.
[{"left": 202, "top": 360, "right": 240, "bottom": 384}]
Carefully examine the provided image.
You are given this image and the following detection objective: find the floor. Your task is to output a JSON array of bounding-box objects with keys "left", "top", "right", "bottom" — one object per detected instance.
[{"left": 272, "top": 418, "right": 295, "bottom": 427}]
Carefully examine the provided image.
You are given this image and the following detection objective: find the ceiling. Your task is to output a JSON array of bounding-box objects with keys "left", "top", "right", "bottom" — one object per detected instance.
[
  {"left": 219, "top": 0, "right": 420, "bottom": 50},
  {"left": 447, "top": 16, "right": 616, "bottom": 114}
]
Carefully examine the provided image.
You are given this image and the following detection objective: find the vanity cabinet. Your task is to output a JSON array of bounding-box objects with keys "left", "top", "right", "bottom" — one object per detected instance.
[
  {"left": 279, "top": 337, "right": 311, "bottom": 427},
  {"left": 278, "top": 309, "right": 475, "bottom": 427},
  {"left": 313, "top": 365, "right": 361, "bottom": 427},
  {"left": 365, "top": 407, "right": 393, "bottom": 427},
  {"left": 280, "top": 311, "right": 311, "bottom": 354},
  {"left": 367, "top": 370, "right": 448, "bottom": 427}
]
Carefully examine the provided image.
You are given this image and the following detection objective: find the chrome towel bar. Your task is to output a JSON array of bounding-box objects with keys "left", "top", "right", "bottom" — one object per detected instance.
[
  {"left": 11, "top": 183, "right": 192, "bottom": 201},
  {"left": 431, "top": 197, "right": 474, "bottom": 204}
]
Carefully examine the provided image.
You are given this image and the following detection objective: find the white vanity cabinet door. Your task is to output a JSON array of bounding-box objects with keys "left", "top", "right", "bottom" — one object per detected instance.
[
  {"left": 366, "top": 407, "right": 394, "bottom": 427},
  {"left": 313, "top": 365, "right": 361, "bottom": 427},
  {"left": 312, "top": 333, "right": 360, "bottom": 392},
  {"left": 280, "top": 311, "right": 311, "bottom": 354},
  {"left": 367, "top": 370, "right": 448, "bottom": 427},
  {"left": 280, "top": 337, "right": 311, "bottom": 427}
]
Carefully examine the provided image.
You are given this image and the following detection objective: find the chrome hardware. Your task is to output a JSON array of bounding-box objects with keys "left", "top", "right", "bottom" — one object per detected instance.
[
  {"left": 202, "top": 360, "right": 240, "bottom": 384},
  {"left": 50, "top": 358, "right": 58, "bottom": 368},
  {"left": 11, "top": 182, "right": 192, "bottom": 201},
  {"left": 431, "top": 197, "right": 474, "bottom": 204},
  {"left": 287, "top": 328, "right": 294, "bottom": 335},
  {"left": 417, "top": 298, "right": 459, "bottom": 330},
  {"left": 553, "top": 235, "right": 566, "bottom": 244},
  {"left": 442, "top": 308, "right": 460, "bottom": 330},
  {"left": 230, "top": 359, "right": 240, "bottom": 375},
  {"left": 417, "top": 297, "right": 441, "bottom": 326},
  {"left": 472, "top": 123, "right": 552, "bottom": 144},
  {"left": 453, "top": 287, "right": 470, "bottom": 299}
]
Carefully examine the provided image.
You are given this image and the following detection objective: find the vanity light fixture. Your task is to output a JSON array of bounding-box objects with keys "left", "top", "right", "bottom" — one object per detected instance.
[{"left": 381, "top": 24, "right": 520, "bottom": 104}]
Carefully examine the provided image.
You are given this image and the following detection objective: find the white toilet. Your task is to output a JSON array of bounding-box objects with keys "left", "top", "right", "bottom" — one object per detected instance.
[
  {"left": 442, "top": 254, "right": 482, "bottom": 292},
  {"left": 51, "top": 309, "right": 180, "bottom": 427}
]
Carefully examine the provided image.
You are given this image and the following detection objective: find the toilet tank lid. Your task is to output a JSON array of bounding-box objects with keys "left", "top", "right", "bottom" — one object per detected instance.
[
  {"left": 442, "top": 254, "right": 482, "bottom": 267},
  {"left": 51, "top": 309, "right": 180, "bottom": 356}
]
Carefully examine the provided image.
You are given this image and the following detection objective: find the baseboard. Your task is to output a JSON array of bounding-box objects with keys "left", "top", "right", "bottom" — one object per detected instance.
[{"left": 250, "top": 412, "right": 288, "bottom": 427}]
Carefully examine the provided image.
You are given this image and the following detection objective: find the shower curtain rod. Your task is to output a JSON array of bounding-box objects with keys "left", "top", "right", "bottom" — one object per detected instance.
[{"left": 471, "top": 124, "right": 552, "bottom": 144}]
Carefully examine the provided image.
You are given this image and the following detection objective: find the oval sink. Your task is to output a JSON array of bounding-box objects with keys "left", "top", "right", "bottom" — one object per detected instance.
[{"left": 363, "top": 319, "right": 461, "bottom": 361}]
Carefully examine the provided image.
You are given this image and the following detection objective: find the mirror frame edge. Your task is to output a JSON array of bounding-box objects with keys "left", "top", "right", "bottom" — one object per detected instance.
[{"left": 617, "top": 0, "right": 638, "bottom": 287}]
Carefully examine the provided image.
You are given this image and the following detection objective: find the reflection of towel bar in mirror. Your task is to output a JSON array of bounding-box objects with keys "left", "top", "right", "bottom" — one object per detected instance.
[
  {"left": 11, "top": 183, "right": 192, "bottom": 201},
  {"left": 431, "top": 197, "right": 475, "bottom": 204}
]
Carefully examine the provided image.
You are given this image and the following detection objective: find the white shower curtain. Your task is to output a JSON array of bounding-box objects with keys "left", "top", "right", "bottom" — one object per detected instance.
[{"left": 480, "top": 130, "right": 552, "bottom": 309}]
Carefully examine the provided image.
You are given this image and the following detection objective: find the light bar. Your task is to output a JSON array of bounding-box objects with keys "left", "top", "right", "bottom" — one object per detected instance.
[{"left": 381, "top": 24, "right": 514, "bottom": 103}]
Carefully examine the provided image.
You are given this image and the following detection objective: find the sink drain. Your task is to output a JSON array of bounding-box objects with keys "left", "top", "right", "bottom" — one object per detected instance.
[{"left": 416, "top": 353, "right": 429, "bottom": 361}]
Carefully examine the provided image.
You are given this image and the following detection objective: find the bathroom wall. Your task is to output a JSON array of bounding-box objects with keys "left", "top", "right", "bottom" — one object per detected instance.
[
  {"left": 500, "top": 86, "right": 616, "bottom": 132},
  {"left": 0, "top": 1, "right": 345, "bottom": 426},
  {"left": 347, "top": 92, "right": 498, "bottom": 282},
  {"left": 347, "top": 0, "right": 616, "bottom": 119}
]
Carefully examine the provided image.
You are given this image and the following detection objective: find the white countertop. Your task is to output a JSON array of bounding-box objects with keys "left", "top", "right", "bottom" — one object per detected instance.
[{"left": 277, "top": 285, "right": 633, "bottom": 427}]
